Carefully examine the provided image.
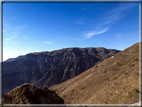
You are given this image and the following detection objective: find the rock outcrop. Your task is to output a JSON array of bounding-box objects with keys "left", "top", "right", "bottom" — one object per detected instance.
[{"left": 2, "top": 83, "right": 64, "bottom": 104}]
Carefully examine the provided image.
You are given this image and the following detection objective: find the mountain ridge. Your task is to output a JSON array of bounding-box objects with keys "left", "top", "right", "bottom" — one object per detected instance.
[
  {"left": 49, "top": 42, "right": 140, "bottom": 104},
  {"left": 3, "top": 47, "right": 120, "bottom": 94},
  {"left": 4, "top": 47, "right": 121, "bottom": 62}
]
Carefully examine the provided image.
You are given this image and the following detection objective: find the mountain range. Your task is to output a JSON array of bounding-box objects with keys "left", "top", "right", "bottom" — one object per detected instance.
[
  {"left": 3, "top": 47, "right": 120, "bottom": 94},
  {"left": 49, "top": 42, "right": 140, "bottom": 104},
  {"left": 2, "top": 42, "right": 140, "bottom": 104}
]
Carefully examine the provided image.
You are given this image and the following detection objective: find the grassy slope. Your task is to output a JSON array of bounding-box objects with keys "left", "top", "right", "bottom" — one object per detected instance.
[{"left": 49, "top": 42, "right": 140, "bottom": 104}]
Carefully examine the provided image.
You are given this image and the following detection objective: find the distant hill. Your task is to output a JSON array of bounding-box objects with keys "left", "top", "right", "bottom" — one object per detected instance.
[
  {"left": 3, "top": 47, "right": 120, "bottom": 94},
  {"left": 4, "top": 55, "right": 24, "bottom": 62},
  {"left": 49, "top": 42, "right": 140, "bottom": 104}
]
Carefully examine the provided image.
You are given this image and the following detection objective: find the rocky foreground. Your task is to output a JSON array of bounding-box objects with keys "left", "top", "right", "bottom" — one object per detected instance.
[{"left": 2, "top": 83, "right": 64, "bottom": 104}]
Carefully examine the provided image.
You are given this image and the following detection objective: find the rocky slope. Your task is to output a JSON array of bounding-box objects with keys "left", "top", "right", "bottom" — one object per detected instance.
[
  {"left": 2, "top": 83, "right": 64, "bottom": 104},
  {"left": 3, "top": 47, "right": 120, "bottom": 94},
  {"left": 49, "top": 42, "right": 140, "bottom": 104}
]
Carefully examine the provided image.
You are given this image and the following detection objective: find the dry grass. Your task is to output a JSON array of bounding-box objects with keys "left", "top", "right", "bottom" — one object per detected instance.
[{"left": 49, "top": 42, "right": 140, "bottom": 104}]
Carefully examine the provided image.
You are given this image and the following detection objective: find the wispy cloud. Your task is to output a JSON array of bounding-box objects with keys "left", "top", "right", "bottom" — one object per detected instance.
[
  {"left": 22, "top": 36, "right": 29, "bottom": 39},
  {"left": 102, "top": 3, "right": 137, "bottom": 26},
  {"left": 84, "top": 28, "right": 108, "bottom": 39},
  {"left": 12, "top": 41, "right": 21, "bottom": 44},
  {"left": 5, "top": 32, "right": 21, "bottom": 42},
  {"left": 114, "top": 31, "right": 139, "bottom": 41},
  {"left": 83, "top": 3, "right": 137, "bottom": 40},
  {"left": 4, "top": 24, "right": 27, "bottom": 43},
  {"left": 43, "top": 41, "right": 53, "bottom": 44},
  {"left": 6, "top": 36, "right": 16, "bottom": 41},
  {"left": 81, "top": 4, "right": 92, "bottom": 11}
]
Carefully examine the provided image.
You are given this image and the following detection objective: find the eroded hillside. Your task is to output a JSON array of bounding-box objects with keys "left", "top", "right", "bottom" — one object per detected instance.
[
  {"left": 3, "top": 47, "right": 119, "bottom": 94},
  {"left": 49, "top": 42, "right": 140, "bottom": 104}
]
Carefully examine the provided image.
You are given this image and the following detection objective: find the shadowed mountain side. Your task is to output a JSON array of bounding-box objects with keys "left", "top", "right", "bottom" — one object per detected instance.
[
  {"left": 3, "top": 47, "right": 120, "bottom": 94},
  {"left": 2, "top": 83, "right": 64, "bottom": 104},
  {"left": 49, "top": 42, "right": 140, "bottom": 104}
]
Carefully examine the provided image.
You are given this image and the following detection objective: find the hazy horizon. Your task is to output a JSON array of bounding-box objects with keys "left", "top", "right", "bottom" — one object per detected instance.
[
  {"left": 3, "top": 42, "right": 138, "bottom": 61},
  {"left": 3, "top": 3, "right": 139, "bottom": 61}
]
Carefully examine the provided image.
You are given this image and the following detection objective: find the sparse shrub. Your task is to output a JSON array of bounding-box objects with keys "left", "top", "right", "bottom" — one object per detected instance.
[
  {"left": 132, "top": 64, "right": 135, "bottom": 67},
  {"left": 135, "top": 89, "right": 139, "bottom": 93},
  {"left": 129, "top": 63, "right": 135, "bottom": 67},
  {"left": 134, "top": 58, "right": 139, "bottom": 61},
  {"left": 104, "top": 70, "right": 106, "bottom": 73},
  {"left": 135, "top": 72, "right": 139, "bottom": 75},
  {"left": 125, "top": 72, "right": 128, "bottom": 75},
  {"left": 113, "top": 77, "right": 118, "bottom": 80},
  {"left": 117, "top": 62, "right": 122, "bottom": 66}
]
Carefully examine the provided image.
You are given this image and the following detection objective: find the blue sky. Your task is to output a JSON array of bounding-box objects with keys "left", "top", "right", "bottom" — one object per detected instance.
[{"left": 3, "top": 2, "right": 139, "bottom": 61}]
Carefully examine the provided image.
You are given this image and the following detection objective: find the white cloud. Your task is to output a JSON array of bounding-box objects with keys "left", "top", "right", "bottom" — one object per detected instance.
[
  {"left": 83, "top": 3, "right": 137, "bottom": 40},
  {"left": 22, "top": 36, "right": 29, "bottom": 39},
  {"left": 106, "top": 3, "right": 136, "bottom": 15},
  {"left": 6, "top": 36, "right": 16, "bottom": 41},
  {"left": 12, "top": 41, "right": 21, "bottom": 44},
  {"left": 43, "top": 41, "right": 53, "bottom": 44},
  {"left": 5, "top": 32, "right": 20, "bottom": 43},
  {"left": 4, "top": 24, "right": 27, "bottom": 43},
  {"left": 114, "top": 31, "right": 139, "bottom": 41},
  {"left": 103, "top": 3, "right": 137, "bottom": 26},
  {"left": 84, "top": 28, "right": 108, "bottom": 39}
]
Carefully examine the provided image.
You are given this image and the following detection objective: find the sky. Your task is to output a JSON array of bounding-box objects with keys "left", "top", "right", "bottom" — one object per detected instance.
[{"left": 2, "top": 2, "right": 139, "bottom": 61}]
